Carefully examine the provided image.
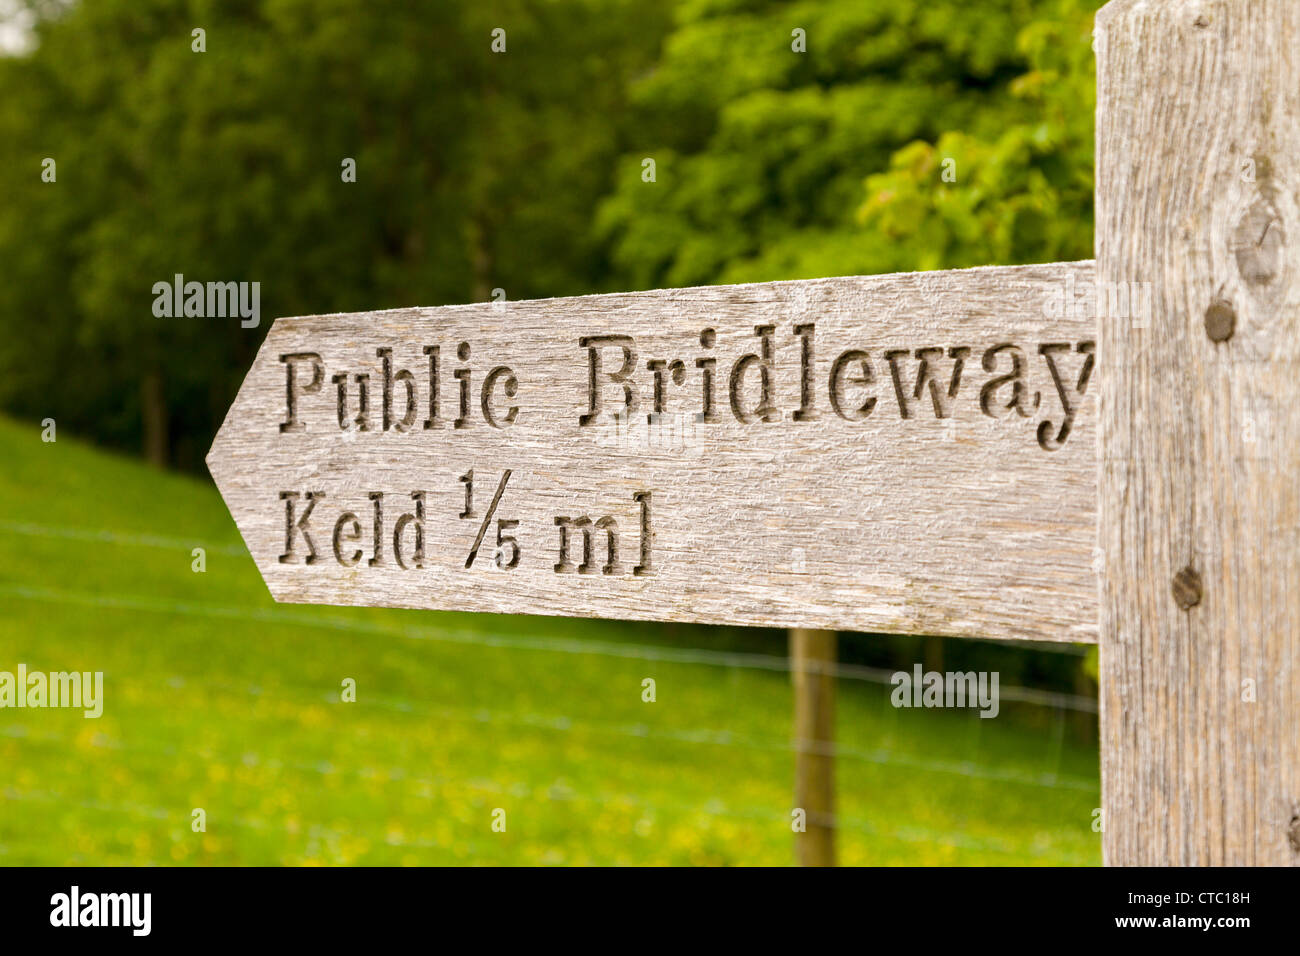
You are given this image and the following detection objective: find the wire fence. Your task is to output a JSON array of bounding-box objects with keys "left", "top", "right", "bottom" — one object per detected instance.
[
  {"left": 1, "top": 579, "right": 1099, "bottom": 788},
  {"left": 1, "top": 712, "right": 1098, "bottom": 863},
  {"left": 0, "top": 518, "right": 1102, "bottom": 862}
]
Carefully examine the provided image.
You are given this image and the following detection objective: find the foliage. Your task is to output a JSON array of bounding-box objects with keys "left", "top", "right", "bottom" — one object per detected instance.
[
  {"left": 0, "top": 0, "right": 671, "bottom": 468},
  {"left": 859, "top": 0, "right": 1099, "bottom": 271},
  {"left": 598, "top": 0, "right": 1101, "bottom": 288},
  {"left": 0, "top": 0, "right": 1104, "bottom": 467}
]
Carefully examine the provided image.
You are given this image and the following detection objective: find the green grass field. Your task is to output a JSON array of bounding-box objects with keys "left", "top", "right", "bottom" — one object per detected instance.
[{"left": 0, "top": 416, "right": 1101, "bottom": 865}]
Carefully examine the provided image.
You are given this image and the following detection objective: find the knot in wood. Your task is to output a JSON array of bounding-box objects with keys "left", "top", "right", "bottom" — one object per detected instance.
[
  {"left": 1232, "top": 197, "right": 1284, "bottom": 288},
  {"left": 1172, "top": 566, "right": 1203, "bottom": 610},
  {"left": 1204, "top": 300, "right": 1236, "bottom": 343}
]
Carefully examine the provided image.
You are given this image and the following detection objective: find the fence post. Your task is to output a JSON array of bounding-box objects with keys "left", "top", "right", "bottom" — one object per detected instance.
[
  {"left": 1096, "top": 0, "right": 1300, "bottom": 864},
  {"left": 791, "top": 627, "right": 836, "bottom": 866}
]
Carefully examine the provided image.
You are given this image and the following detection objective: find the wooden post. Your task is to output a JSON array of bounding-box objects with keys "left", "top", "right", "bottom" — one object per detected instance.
[
  {"left": 1096, "top": 0, "right": 1300, "bottom": 864},
  {"left": 791, "top": 628, "right": 836, "bottom": 867}
]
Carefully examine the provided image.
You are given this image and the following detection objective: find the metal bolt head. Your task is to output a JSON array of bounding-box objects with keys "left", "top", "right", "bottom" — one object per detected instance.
[
  {"left": 1205, "top": 301, "right": 1236, "bottom": 342},
  {"left": 1172, "top": 566, "right": 1203, "bottom": 609}
]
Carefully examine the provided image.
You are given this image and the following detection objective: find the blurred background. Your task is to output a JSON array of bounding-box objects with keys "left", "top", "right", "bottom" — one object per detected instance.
[{"left": 0, "top": 0, "right": 1104, "bottom": 864}]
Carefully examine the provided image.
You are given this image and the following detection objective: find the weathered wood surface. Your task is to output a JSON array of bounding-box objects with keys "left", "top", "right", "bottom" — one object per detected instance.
[
  {"left": 208, "top": 261, "right": 1099, "bottom": 642},
  {"left": 1097, "top": 0, "right": 1300, "bottom": 864}
]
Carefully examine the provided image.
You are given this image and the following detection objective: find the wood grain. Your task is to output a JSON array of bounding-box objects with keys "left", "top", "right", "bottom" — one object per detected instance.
[
  {"left": 1097, "top": 0, "right": 1300, "bottom": 864},
  {"left": 208, "top": 262, "right": 1099, "bottom": 642}
]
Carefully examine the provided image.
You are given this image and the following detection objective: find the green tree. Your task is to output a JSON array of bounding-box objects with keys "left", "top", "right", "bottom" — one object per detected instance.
[
  {"left": 860, "top": 0, "right": 1098, "bottom": 270},
  {"left": 0, "top": 0, "right": 670, "bottom": 469},
  {"left": 596, "top": 0, "right": 1100, "bottom": 289}
]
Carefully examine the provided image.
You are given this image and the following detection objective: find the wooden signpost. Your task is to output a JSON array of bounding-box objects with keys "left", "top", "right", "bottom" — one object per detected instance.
[
  {"left": 208, "top": 262, "right": 1098, "bottom": 641},
  {"left": 209, "top": 0, "right": 1299, "bottom": 866}
]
